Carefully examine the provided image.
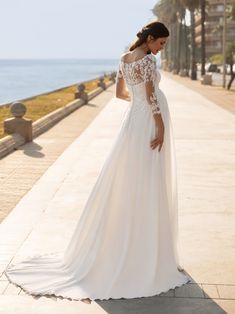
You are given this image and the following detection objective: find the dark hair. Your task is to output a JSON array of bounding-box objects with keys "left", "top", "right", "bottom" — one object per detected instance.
[{"left": 129, "top": 21, "right": 170, "bottom": 53}]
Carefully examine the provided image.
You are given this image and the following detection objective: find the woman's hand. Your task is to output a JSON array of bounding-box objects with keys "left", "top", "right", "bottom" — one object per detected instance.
[
  {"left": 150, "top": 124, "right": 164, "bottom": 152},
  {"left": 116, "top": 92, "right": 131, "bottom": 101}
]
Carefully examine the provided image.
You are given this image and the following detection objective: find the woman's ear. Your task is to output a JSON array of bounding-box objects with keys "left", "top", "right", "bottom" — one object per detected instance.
[{"left": 147, "top": 34, "right": 154, "bottom": 42}]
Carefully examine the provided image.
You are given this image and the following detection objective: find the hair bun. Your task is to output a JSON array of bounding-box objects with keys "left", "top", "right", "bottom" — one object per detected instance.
[
  {"left": 142, "top": 27, "right": 149, "bottom": 32},
  {"left": 137, "top": 27, "right": 149, "bottom": 38}
]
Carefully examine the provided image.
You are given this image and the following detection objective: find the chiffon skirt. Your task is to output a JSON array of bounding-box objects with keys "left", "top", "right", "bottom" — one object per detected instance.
[{"left": 4, "top": 88, "right": 191, "bottom": 301}]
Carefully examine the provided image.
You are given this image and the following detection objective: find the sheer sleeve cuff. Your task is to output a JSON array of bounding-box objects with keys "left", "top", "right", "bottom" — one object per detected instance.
[{"left": 149, "top": 93, "right": 161, "bottom": 115}]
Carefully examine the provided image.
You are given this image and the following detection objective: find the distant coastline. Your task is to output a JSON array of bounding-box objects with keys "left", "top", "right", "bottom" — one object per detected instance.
[{"left": 0, "top": 58, "right": 118, "bottom": 105}]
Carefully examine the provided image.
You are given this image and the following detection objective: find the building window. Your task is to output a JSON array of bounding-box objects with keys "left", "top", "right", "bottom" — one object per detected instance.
[
  {"left": 228, "top": 29, "right": 235, "bottom": 36},
  {"left": 216, "top": 4, "right": 224, "bottom": 12},
  {"left": 216, "top": 41, "right": 222, "bottom": 48}
]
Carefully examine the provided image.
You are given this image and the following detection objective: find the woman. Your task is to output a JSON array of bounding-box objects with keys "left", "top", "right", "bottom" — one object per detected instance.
[{"left": 4, "top": 21, "right": 191, "bottom": 302}]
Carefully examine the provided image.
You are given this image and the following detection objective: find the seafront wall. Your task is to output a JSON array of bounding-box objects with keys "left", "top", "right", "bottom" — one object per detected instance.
[{"left": 0, "top": 73, "right": 116, "bottom": 159}]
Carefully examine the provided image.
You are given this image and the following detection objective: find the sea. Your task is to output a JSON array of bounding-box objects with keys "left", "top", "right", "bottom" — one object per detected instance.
[{"left": 0, "top": 59, "right": 119, "bottom": 106}]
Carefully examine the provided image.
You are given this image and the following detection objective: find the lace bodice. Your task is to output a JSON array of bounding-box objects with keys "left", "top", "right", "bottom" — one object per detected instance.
[{"left": 116, "top": 53, "right": 161, "bottom": 116}]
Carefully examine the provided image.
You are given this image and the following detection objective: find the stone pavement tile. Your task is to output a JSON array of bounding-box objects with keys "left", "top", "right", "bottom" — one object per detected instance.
[
  {"left": 3, "top": 283, "right": 21, "bottom": 295},
  {"left": 0, "top": 254, "right": 15, "bottom": 265},
  {"left": 3, "top": 168, "right": 41, "bottom": 178},
  {"left": 0, "top": 203, "right": 18, "bottom": 222},
  {"left": 180, "top": 213, "right": 235, "bottom": 285},
  {"left": 0, "top": 281, "right": 9, "bottom": 294},
  {"left": 175, "top": 283, "right": 204, "bottom": 298},
  {"left": 19, "top": 289, "right": 27, "bottom": 295},
  {"left": 0, "top": 296, "right": 106, "bottom": 314},
  {"left": 0, "top": 185, "right": 34, "bottom": 194},
  {"left": 202, "top": 284, "right": 220, "bottom": 299},
  {"left": 216, "top": 300, "right": 235, "bottom": 314},
  {"left": 3, "top": 176, "right": 40, "bottom": 184},
  {"left": 217, "top": 285, "right": 235, "bottom": 300},
  {"left": 0, "top": 273, "right": 8, "bottom": 281},
  {"left": 94, "top": 297, "right": 228, "bottom": 314},
  {"left": 159, "top": 289, "right": 175, "bottom": 297},
  {"left": 0, "top": 295, "right": 229, "bottom": 314}
]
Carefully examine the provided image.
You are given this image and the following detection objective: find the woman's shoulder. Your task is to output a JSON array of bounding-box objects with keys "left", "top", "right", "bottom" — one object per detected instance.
[
  {"left": 120, "top": 52, "right": 133, "bottom": 62},
  {"left": 118, "top": 51, "right": 156, "bottom": 70},
  {"left": 120, "top": 52, "right": 128, "bottom": 62},
  {"left": 120, "top": 51, "right": 147, "bottom": 63}
]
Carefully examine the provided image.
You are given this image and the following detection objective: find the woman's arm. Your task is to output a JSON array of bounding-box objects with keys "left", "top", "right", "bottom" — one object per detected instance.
[
  {"left": 143, "top": 56, "right": 164, "bottom": 151},
  {"left": 145, "top": 81, "right": 164, "bottom": 128},
  {"left": 115, "top": 63, "right": 131, "bottom": 101},
  {"left": 116, "top": 84, "right": 131, "bottom": 101}
]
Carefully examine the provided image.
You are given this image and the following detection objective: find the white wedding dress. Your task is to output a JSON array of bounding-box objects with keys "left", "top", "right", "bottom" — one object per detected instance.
[{"left": 4, "top": 53, "right": 191, "bottom": 301}]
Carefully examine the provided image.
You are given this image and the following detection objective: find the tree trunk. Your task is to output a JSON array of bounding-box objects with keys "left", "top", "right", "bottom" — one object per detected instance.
[
  {"left": 183, "top": 18, "right": 189, "bottom": 75},
  {"left": 177, "top": 19, "right": 183, "bottom": 73},
  {"left": 227, "top": 63, "right": 235, "bottom": 90},
  {"left": 169, "top": 23, "right": 174, "bottom": 71},
  {"left": 173, "top": 22, "right": 178, "bottom": 71},
  {"left": 200, "top": 0, "right": 206, "bottom": 76},
  {"left": 190, "top": 9, "right": 197, "bottom": 80}
]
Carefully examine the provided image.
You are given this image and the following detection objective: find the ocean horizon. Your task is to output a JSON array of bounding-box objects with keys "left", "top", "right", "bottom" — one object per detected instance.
[{"left": 0, "top": 58, "right": 119, "bottom": 106}]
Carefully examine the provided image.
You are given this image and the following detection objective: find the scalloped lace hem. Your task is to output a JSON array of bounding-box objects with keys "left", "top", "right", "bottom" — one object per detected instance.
[{"left": 4, "top": 269, "right": 191, "bottom": 302}]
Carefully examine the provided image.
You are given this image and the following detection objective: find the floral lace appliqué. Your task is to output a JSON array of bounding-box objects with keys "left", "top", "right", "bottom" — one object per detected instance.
[
  {"left": 117, "top": 54, "right": 161, "bottom": 116},
  {"left": 149, "top": 93, "right": 160, "bottom": 115}
]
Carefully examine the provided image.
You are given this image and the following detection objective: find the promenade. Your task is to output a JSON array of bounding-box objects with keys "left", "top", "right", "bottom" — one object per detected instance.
[{"left": 0, "top": 74, "right": 235, "bottom": 313}]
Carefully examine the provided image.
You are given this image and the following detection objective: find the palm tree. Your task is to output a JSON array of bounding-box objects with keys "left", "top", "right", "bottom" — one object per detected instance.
[
  {"left": 152, "top": 0, "right": 175, "bottom": 70},
  {"left": 181, "top": 0, "right": 200, "bottom": 80},
  {"left": 152, "top": 0, "right": 185, "bottom": 72},
  {"left": 176, "top": 4, "right": 187, "bottom": 73}
]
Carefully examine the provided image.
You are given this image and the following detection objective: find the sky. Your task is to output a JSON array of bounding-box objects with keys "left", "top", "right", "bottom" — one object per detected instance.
[{"left": 0, "top": 0, "right": 159, "bottom": 59}]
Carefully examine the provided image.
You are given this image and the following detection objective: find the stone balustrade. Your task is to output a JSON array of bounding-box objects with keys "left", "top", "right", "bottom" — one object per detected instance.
[
  {"left": 0, "top": 75, "right": 114, "bottom": 159},
  {"left": 4, "top": 102, "right": 33, "bottom": 142}
]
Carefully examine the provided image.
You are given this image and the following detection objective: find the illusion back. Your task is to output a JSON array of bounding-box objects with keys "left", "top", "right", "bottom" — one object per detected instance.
[{"left": 116, "top": 53, "right": 161, "bottom": 115}]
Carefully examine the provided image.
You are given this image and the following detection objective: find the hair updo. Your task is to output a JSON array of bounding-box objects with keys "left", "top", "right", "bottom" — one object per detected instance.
[{"left": 129, "top": 21, "right": 170, "bottom": 53}]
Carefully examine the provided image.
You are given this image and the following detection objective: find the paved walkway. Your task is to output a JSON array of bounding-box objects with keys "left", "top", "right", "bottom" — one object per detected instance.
[
  {"left": 0, "top": 75, "right": 235, "bottom": 313},
  {"left": 0, "top": 86, "right": 115, "bottom": 222},
  {"left": 164, "top": 71, "right": 235, "bottom": 115}
]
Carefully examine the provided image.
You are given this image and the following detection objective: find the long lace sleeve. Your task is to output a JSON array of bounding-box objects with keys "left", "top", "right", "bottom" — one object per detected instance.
[
  {"left": 115, "top": 60, "right": 130, "bottom": 101},
  {"left": 143, "top": 57, "right": 161, "bottom": 116}
]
